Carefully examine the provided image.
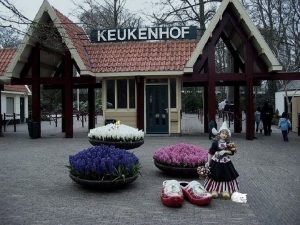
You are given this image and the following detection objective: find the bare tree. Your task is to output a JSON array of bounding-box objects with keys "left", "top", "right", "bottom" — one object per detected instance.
[
  {"left": 149, "top": 0, "right": 222, "bottom": 36},
  {"left": 242, "top": 0, "right": 300, "bottom": 113},
  {"left": 0, "top": 27, "right": 21, "bottom": 47},
  {"left": 0, "top": 0, "right": 31, "bottom": 46},
  {"left": 73, "top": 0, "right": 143, "bottom": 34}
]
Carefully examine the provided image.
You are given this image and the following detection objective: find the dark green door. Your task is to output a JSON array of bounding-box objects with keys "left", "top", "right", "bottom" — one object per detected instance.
[{"left": 146, "top": 85, "right": 168, "bottom": 134}]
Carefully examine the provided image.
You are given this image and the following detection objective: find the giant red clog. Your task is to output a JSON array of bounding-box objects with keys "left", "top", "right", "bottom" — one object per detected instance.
[
  {"left": 180, "top": 181, "right": 212, "bottom": 206},
  {"left": 160, "top": 180, "right": 184, "bottom": 207}
]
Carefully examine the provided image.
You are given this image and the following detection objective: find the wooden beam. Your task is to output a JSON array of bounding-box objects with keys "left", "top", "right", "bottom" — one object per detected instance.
[
  {"left": 88, "top": 87, "right": 95, "bottom": 130},
  {"left": 203, "top": 85, "right": 208, "bottom": 133},
  {"left": 253, "top": 72, "right": 300, "bottom": 80},
  {"left": 207, "top": 41, "right": 216, "bottom": 123},
  {"left": 20, "top": 50, "right": 34, "bottom": 78},
  {"left": 11, "top": 76, "right": 97, "bottom": 85},
  {"left": 210, "top": 12, "right": 232, "bottom": 45},
  {"left": 63, "top": 50, "right": 73, "bottom": 138},
  {"left": 234, "top": 85, "right": 242, "bottom": 133},
  {"left": 245, "top": 40, "right": 255, "bottom": 140},
  {"left": 73, "top": 76, "right": 96, "bottom": 83},
  {"left": 31, "top": 43, "right": 41, "bottom": 138},
  {"left": 53, "top": 61, "right": 64, "bottom": 77},
  {"left": 221, "top": 33, "right": 245, "bottom": 72},
  {"left": 183, "top": 74, "right": 208, "bottom": 83},
  {"left": 193, "top": 54, "right": 208, "bottom": 73},
  {"left": 226, "top": 10, "right": 249, "bottom": 44},
  {"left": 136, "top": 77, "right": 144, "bottom": 130},
  {"left": 0, "top": 84, "right": 3, "bottom": 137}
]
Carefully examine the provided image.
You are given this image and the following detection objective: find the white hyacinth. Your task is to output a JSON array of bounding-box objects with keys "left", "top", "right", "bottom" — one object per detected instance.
[{"left": 88, "top": 123, "right": 144, "bottom": 142}]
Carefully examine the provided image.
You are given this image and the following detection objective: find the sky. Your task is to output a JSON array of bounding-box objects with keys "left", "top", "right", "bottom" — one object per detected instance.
[{"left": 11, "top": 0, "right": 154, "bottom": 23}]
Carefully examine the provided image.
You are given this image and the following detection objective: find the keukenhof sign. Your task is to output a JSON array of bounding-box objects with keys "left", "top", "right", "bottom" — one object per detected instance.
[{"left": 90, "top": 26, "right": 197, "bottom": 43}]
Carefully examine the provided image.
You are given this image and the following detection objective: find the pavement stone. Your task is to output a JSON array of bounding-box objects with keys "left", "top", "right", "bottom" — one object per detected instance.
[{"left": 0, "top": 115, "right": 299, "bottom": 225}]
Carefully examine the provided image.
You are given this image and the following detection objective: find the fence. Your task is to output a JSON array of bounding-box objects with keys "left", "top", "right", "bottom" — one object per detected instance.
[{"left": 0, "top": 113, "right": 19, "bottom": 132}]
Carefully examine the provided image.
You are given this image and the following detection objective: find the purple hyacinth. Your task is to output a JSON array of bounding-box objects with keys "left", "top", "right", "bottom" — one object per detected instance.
[{"left": 69, "top": 145, "right": 140, "bottom": 180}]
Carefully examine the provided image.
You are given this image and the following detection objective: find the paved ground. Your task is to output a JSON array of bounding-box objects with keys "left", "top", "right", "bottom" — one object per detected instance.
[{"left": 0, "top": 115, "right": 299, "bottom": 225}]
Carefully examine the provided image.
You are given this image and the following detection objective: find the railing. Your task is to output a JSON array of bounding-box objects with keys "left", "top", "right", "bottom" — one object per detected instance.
[
  {"left": 41, "top": 111, "right": 100, "bottom": 128},
  {"left": 0, "top": 113, "right": 19, "bottom": 132}
]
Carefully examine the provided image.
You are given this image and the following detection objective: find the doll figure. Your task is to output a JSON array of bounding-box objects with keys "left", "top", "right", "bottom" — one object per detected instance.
[{"left": 204, "top": 122, "right": 239, "bottom": 199}]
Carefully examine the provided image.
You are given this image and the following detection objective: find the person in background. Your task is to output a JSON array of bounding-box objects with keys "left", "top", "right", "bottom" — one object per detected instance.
[
  {"left": 254, "top": 107, "right": 262, "bottom": 133},
  {"left": 278, "top": 112, "right": 291, "bottom": 142},
  {"left": 208, "top": 118, "right": 217, "bottom": 140},
  {"left": 261, "top": 101, "right": 273, "bottom": 136}
]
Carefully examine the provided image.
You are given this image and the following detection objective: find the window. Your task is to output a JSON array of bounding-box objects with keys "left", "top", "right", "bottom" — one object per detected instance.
[
  {"left": 6, "top": 97, "right": 14, "bottom": 114},
  {"left": 129, "top": 79, "right": 135, "bottom": 108},
  {"left": 106, "top": 80, "right": 115, "bottom": 109},
  {"left": 117, "top": 80, "right": 127, "bottom": 108},
  {"left": 170, "top": 78, "right": 177, "bottom": 108},
  {"left": 106, "top": 79, "right": 136, "bottom": 109}
]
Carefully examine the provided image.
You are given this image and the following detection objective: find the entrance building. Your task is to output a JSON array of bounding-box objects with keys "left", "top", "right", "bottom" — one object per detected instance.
[{"left": 0, "top": 0, "right": 299, "bottom": 139}]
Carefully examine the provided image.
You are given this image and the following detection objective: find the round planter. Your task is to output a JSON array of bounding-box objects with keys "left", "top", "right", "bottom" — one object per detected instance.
[
  {"left": 69, "top": 173, "right": 139, "bottom": 189},
  {"left": 154, "top": 159, "right": 199, "bottom": 177},
  {"left": 89, "top": 138, "right": 144, "bottom": 150}
]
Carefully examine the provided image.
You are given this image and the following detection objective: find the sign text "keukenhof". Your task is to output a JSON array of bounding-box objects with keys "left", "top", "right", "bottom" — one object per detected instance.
[{"left": 90, "top": 26, "right": 197, "bottom": 42}]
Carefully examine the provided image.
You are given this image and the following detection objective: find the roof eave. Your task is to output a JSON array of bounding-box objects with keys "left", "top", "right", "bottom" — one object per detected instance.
[{"left": 92, "top": 70, "right": 184, "bottom": 78}]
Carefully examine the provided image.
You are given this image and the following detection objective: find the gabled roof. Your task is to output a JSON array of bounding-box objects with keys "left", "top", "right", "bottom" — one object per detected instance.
[
  {"left": 86, "top": 41, "right": 197, "bottom": 75},
  {"left": 185, "top": 0, "right": 282, "bottom": 72},
  {"left": 3, "top": 0, "right": 90, "bottom": 80}
]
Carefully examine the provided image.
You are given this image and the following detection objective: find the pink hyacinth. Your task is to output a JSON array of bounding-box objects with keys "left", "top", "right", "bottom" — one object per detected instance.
[{"left": 153, "top": 143, "right": 208, "bottom": 167}]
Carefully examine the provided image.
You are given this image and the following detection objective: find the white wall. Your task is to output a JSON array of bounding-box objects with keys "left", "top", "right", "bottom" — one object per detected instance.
[
  {"left": 1, "top": 91, "right": 29, "bottom": 121},
  {"left": 275, "top": 91, "right": 285, "bottom": 115},
  {"left": 275, "top": 90, "right": 300, "bottom": 115}
]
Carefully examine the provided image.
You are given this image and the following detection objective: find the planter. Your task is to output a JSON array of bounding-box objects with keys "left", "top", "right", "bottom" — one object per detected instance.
[
  {"left": 27, "top": 121, "right": 41, "bottom": 139},
  {"left": 154, "top": 159, "right": 199, "bottom": 177},
  {"left": 69, "top": 173, "right": 139, "bottom": 189},
  {"left": 89, "top": 138, "right": 144, "bottom": 150}
]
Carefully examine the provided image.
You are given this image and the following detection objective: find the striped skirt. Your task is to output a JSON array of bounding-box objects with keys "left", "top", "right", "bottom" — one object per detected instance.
[
  {"left": 204, "top": 158, "right": 240, "bottom": 194},
  {"left": 204, "top": 178, "right": 240, "bottom": 194}
]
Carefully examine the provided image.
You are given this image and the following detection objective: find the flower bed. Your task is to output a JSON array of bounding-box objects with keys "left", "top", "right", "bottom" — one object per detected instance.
[
  {"left": 88, "top": 123, "right": 144, "bottom": 143},
  {"left": 88, "top": 123, "right": 144, "bottom": 149},
  {"left": 153, "top": 143, "right": 208, "bottom": 176},
  {"left": 68, "top": 145, "right": 140, "bottom": 188}
]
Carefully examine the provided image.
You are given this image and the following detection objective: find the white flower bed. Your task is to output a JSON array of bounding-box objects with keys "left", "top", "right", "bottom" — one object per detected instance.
[{"left": 88, "top": 123, "right": 144, "bottom": 142}]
